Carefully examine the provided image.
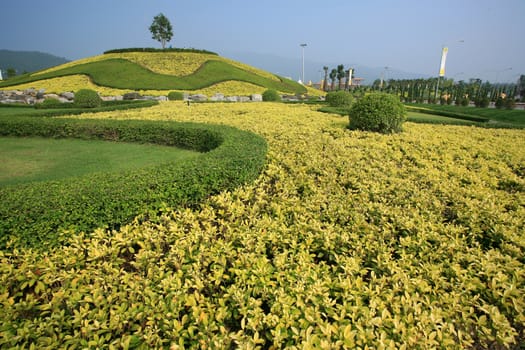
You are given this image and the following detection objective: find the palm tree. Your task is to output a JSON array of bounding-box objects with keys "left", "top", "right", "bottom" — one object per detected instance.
[
  {"left": 323, "top": 66, "right": 329, "bottom": 91},
  {"left": 329, "top": 69, "right": 337, "bottom": 91},
  {"left": 336, "top": 64, "right": 345, "bottom": 90}
]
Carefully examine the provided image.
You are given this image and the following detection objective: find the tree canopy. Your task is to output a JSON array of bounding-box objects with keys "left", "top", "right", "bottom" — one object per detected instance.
[{"left": 149, "top": 13, "right": 173, "bottom": 49}]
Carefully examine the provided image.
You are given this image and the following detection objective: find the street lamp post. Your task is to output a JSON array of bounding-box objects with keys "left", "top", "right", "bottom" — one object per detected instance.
[
  {"left": 300, "top": 43, "right": 307, "bottom": 84},
  {"left": 380, "top": 66, "right": 389, "bottom": 90}
]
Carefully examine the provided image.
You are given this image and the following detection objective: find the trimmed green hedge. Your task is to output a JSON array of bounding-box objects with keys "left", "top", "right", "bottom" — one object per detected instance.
[
  {"left": 0, "top": 117, "right": 267, "bottom": 250},
  {"left": 405, "top": 105, "right": 489, "bottom": 123},
  {"left": 6, "top": 100, "right": 158, "bottom": 117},
  {"left": 103, "top": 47, "right": 219, "bottom": 55}
]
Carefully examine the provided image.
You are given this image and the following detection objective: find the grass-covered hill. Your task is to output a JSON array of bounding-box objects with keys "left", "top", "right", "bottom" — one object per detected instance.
[{"left": 0, "top": 48, "right": 308, "bottom": 96}]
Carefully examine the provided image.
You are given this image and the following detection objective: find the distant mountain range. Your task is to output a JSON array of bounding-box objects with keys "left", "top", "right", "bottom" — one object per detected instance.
[
  {"left": 222, "top": 51, "right": 430, "bottom": 85},
  {"left": 0, "top": 50, "right": 69, "bottom": 76}
]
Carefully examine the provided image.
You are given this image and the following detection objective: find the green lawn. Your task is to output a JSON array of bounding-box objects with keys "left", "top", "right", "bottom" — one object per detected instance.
[
  {"left": 0, "top": 137, "right": 199, "bottom": 187},
  {"left": 406, "top": 111, "right": 479, "bottom": 125},
  {"left": 406, "top": 103, "right": 525, "bottom": 127},
  {"left": 0, "top": 58, "right": 306, "bottom": 94}
]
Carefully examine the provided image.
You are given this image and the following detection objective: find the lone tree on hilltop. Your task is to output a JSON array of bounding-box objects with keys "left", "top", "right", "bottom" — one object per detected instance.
[{"left": 149, "top": 13, "right": 173, "bottom": 49}]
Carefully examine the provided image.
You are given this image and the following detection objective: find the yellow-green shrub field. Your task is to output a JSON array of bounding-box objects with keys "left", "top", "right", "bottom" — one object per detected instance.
[
  {"left": 1, "top": 75, "right": 122, "bottom": 96},
  {"left": 1, "top": 102, "right": 524, "bottom": 348},
  {"left": 34, "top": 52, "right": 280, "bottom": 82},
  {"left": 3, "top": 74, "right": 269, "bottom": 97}
]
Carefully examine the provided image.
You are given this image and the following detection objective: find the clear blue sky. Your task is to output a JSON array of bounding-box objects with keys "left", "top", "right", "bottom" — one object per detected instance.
[{"left": 1, "top": 0, "right": 523, "bottom": 83}]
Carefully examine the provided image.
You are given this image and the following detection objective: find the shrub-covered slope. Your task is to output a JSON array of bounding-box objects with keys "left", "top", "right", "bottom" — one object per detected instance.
[{"left": 0, "top": 50, "right": 306, "bottom": 95}]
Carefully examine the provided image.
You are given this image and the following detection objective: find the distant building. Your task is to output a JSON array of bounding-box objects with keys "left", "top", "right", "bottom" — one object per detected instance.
[
  {"left": 313, "top": 77, "right": 365, "bottom": 90},
  {"left": 351, "top": 78, "right": 364, "bottom": 87}
]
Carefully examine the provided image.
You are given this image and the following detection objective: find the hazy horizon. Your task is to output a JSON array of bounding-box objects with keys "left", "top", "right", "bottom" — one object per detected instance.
[{"left": 1, "top": 0, "right": 523, "bottom": 83}]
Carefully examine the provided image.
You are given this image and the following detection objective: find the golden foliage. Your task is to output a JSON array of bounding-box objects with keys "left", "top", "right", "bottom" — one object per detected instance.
[{"left": 1, "top": 102, "right": 524, "bottom": 348}]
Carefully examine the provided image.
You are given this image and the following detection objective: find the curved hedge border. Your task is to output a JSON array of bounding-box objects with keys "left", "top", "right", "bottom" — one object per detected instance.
[{"left": 0, "top": 117, "right": 267, "bottom": 250}]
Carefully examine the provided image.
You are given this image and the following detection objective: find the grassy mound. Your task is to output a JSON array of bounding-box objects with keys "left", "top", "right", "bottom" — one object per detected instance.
[
  {"left": 0, "top": 50, "right": 306, "bottom": 95},
  {"left": 0, "top": 116, "right": 267, "bottom": 249}
]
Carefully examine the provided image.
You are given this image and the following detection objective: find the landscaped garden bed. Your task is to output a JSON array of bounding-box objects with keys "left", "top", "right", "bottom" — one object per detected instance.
[
  {"left": 0, "top": 115, "right": 267, "bottom": 249},
  {"left": 1, "top": 102, "right": 523, "bottom": 348}
]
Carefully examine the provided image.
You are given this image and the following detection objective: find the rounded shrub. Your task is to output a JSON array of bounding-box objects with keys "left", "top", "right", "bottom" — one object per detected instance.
[
  {"left": 168, "top": 91, "right": 184, "bottom": 101},
  {"left": 325, "top": 91, "right": 353, "bottom": 108},
  {"left": 262, "top": 89, "right": 281, "bottom": 102},
  {"left": 35, "top": 98, "right": 63, "bottom": 109},
  {"left": 348, "top": 93, "right": 406, "bottom": 134},
  {"left": 75, "top": 89, "right": 102, "bottom": 108}
]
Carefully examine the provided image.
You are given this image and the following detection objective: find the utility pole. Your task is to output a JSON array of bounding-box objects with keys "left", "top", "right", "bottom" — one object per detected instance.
[
  {"left": 300, "top": 43, "right": 307, "bottom": 84},
  {"left": 380, "top": 66, "right": 388, "bottom": 89}
]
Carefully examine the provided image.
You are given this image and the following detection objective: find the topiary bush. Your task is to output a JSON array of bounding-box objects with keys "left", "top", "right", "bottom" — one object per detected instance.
[
  {"left": 262, "top": 89, "right": 281, "bottom": 102},
  {"left": 348, "top": 93, "right": 406, "bottom": 134},
  {"left": 325, "top": 91, "right": 353, "bottom": 108},
  {"left": 75, "top": 89, "right": 102, "bottom": 108},
  {"left": 168, "top": 91, "right": 184, "bottom": 101}
]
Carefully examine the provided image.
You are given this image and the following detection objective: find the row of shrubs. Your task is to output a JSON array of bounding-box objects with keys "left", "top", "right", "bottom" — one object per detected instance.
[
  {"left": 168, "top": 89, "right": 284, "bottom": 102},
  {"left": 56, "top": 88, "right": 405, "bottom": 134},
  {"left": 32, "top": 101, "right": 158, "bottom": 118},
  {"left": 0, "top": 117, "right": 267, "bottom": 250},
  {"left": 103, "top": 47, "right": 219, "bottom": 55}
]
